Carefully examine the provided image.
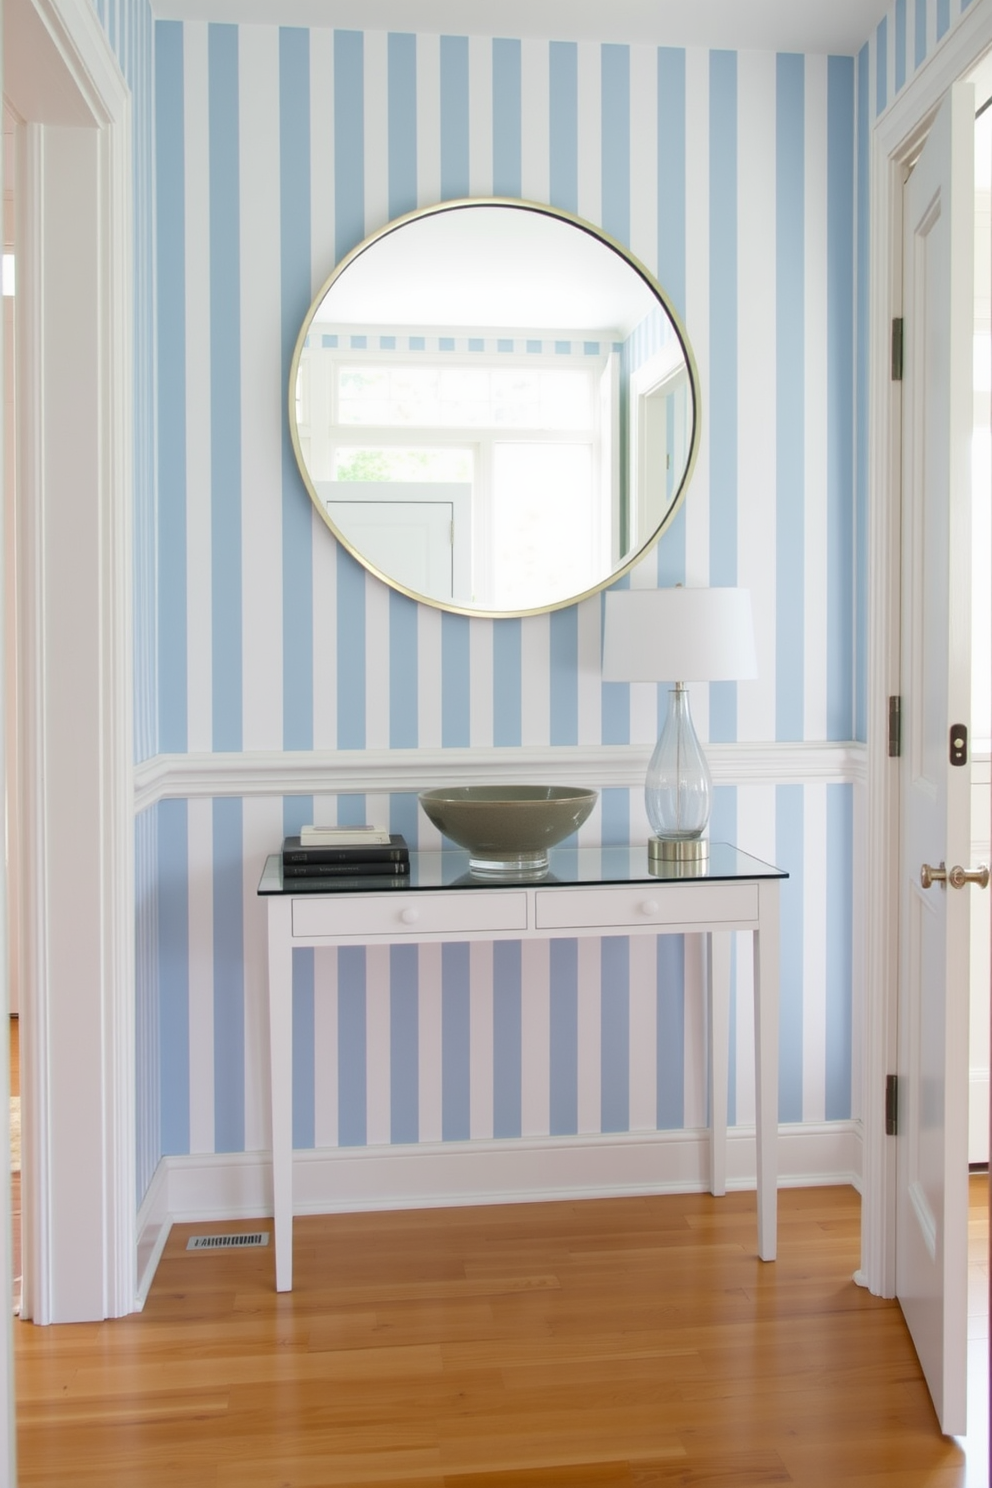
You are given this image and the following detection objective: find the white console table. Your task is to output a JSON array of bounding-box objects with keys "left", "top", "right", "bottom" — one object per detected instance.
[{"left": 259, "top": 843, "right": 786, "bottom": 1292}]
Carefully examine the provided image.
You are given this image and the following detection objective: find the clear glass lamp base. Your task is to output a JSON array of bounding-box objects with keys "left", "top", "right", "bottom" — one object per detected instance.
[{"left": 645, "top": 685, "right": 713, "bottom": 856}]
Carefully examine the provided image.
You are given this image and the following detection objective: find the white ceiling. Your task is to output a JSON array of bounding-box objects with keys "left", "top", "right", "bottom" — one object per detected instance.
[{"left": 151, "top": 0, "right": 891, "bottom": 56}]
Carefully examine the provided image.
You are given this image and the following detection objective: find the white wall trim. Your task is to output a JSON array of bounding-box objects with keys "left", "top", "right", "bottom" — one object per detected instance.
[
  {"left": 136, "top": 1120, "right": 863, "bottom": 1291},
  {"left": 862, "top": 0, "right": 992, "bottom": 1299},
  {"left": 133, "top": 740, "right": 867, "bottom": 812}
]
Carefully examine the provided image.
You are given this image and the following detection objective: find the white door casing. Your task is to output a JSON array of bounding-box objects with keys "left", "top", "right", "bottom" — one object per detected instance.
[{"left": 896, "top": 82, "right": 974, "bottom": 1437}]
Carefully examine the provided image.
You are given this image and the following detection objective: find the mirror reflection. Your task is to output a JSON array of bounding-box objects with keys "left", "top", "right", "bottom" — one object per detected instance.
[{"left": 290, "top": 201, "right": 698, "bottom": 616}]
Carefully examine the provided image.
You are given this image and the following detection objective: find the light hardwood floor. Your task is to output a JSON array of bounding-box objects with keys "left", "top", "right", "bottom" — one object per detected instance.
[{"left": 10, "top": 1181, "right": 989, "bottom": 1487}]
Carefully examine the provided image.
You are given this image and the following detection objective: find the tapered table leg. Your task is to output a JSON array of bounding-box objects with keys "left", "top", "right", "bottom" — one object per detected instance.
[
  {"left": 267, "top": 897, "right": 294, "bottom": 1291},
  {"left": 754, "top": 880, "right": 780, "bottom": 1261},
  {"left": 708, "top": 930, "right": 731, "bottom": 1198}
]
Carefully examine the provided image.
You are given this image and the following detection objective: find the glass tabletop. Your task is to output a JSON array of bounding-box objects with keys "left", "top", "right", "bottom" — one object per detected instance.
[{"left": 258, "top": 842, "right": 788, "bottom": 894}]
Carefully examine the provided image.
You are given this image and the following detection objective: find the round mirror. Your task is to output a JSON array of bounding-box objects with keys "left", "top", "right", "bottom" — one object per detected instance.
[{"left": 289, "top": 199, "right": 699, "bottom": 617}]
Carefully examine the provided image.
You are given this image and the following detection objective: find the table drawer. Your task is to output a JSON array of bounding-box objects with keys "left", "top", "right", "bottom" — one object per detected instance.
[
  {"left": 293, "top": 890, "right": 528, "bottom": 939},
  {"left": 534, "top": 882, "right": 759, "bottom": 930}
]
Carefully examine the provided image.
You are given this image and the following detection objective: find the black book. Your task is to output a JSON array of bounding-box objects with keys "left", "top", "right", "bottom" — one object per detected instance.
[
  {"left": 282, "top": 874, "right": 411, "bottom": 892},
  {"left": 283, "top": 859, "right": 409, "bottom": 878},
  {"left": 282, "top": 834, "right": 410, "bottom": 865}
]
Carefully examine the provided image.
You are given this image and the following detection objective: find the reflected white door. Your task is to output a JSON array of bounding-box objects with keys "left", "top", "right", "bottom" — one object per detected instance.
[{"left": 896, "top": 82, "right": 975, "bottom": 1436}]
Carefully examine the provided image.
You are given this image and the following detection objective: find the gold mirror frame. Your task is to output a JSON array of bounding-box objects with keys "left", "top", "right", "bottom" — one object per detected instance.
[{"left": 288, "top": 198, "right": 701, "bottom": 618}]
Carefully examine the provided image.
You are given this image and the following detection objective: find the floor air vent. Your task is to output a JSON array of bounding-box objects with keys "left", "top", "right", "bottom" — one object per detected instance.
[{"left": 186, "top": 1232, "right": 270, "bottom": 1251}]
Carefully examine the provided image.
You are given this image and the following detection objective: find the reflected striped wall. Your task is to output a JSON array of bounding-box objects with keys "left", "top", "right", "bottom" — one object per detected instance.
[{"left": 141, "top": 20, "right": 870, "bottom": 1202}]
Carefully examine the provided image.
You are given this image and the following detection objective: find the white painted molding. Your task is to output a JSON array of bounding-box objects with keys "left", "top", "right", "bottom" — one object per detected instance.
[
  {"left": 135, "top": 1119, "right": 864, "bottom": 1290},
  {"left": 862, "top": 1, "right": 992, "bottom": 1301},
  {"left": 133, "top": 740, "right": 867, "bottom": 812}
]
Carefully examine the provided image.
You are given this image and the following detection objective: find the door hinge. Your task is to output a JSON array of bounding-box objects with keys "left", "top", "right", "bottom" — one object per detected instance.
[
  {"left": 891, "top": 317, "right": 904, "bottom": 381},
  {"left": 888, "top": 695, "right": 902, "bottom": 758},
  {"left": 885, "top": 1074, "right": 898, "bottom": 1136}
]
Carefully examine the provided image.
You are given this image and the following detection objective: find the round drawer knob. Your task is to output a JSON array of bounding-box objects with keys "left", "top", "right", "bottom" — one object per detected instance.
[
  {"left": 640, "top": 899, "right": 659, "bottom": 916},
  {"left": 400, "top": 907, "right": 420, "bottom": 925}
]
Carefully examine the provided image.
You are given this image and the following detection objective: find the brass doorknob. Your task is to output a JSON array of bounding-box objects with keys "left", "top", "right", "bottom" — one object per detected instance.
[
  {"left": 948, "top": 864, "right": 990, "bottom": 890},
  {"left": 920, "top": 862, "right": 946, "bottom": 889}
]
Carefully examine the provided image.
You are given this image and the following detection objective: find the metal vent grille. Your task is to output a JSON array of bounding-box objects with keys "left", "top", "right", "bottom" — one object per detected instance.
[{"left": 186, "top": 1232, "right": 270, "bottom": 1251}]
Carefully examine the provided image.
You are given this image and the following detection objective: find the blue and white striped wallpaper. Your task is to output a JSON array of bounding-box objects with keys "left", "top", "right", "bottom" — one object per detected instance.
[{"left": 113, "top": 0, "right": 982, "bottom": 1206}]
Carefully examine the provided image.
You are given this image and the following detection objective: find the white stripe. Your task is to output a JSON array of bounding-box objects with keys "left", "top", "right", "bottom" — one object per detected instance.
[
  {"left": 683, "top": 46, "right": 711, "bottom": 744},
  {"left": 628, "top": 44, "right": 658, "bottom": 277},
  {"left": 576, "top": 936, "right": 601, "bottom": 1131},
  {"left": 628, "top": 934, "right": 657, "bottom": 1130},
  {"left": 469, "top": 940, "right": 494, "bottom": 1138},
  {"left": 239, "top": 28, "right": 283, "bottom": 753},
  {"left": 365, "top": 575, "right": 391, "bottom": 749},
  {"left": 520, "top": 612, "right": 550, "bottom": 746},
  {"left": 802, "top": 783, "right": 828, "bottom": 1122},
  {"left": 418, "top": 944, "right": 443, "bottom": 1144},
  {"left": 187, "top": 797, "right": 215, "bottom": 1154},
  {"left": 313, "top": 948, "right": 338, "bottom": 1147},
  {"left": 469, "top": 617, "right": 494, "bottom": 746},
  {"left": 576, "top": 41, "right": 601, "bottom": 227},
  {"left": 468, "top": 36, "right": 493, "bottom": 197},
  {"left": 804, "top": 55, "right": 829, "bottom": 741},
  {"left": 736, "top": 50, "right": 778, "bottom": 745},
  {"left": 416, "top": 32, "right": 441, "bottom": 209},
  {"left": 682, "top": 932, "right": 707, "bottom": 1130},
  {"left": 417, "top": 603, "right": 442, "bottom": 749},
  {"left": 184, "top": 21, "right": 213, "bottom": 754},
  {"left": 310, "top": 27, "right": 336, "bottom": 291},
  {"left": 734, "top": 782, "right": 777, "bottom": 1124},
  {"left": 242, "top": 796, "right": 284, "bottom": 1152},
  {"left": 365, "top": 945, "right": 391, "bottom": 1145},
  {"left": 363, "top": 30, "right": 389, "bottom": 236},
  {"left": 520, "top": 939, "right": 550, "bottom": 1136},
  {"left": 520, "top": 38, "right": 550, "bottom": 203}
]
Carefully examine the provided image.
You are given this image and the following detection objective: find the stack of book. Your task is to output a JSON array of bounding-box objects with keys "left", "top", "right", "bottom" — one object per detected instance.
[{"left": 281, "top": 825, "right": 410, "bottom": 890}]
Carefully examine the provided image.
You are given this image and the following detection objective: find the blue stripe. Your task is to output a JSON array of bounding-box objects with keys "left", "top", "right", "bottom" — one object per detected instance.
[
  {"left": 856, "top": 48, "right": 869, "bottom": 743},
  {"left": 601, "top": 45, "right": 630, "bottom": 245},
  {"left": 776, "top": 784, "right": 803, "bottom": 1123},
  {"left": 158, "top": 799, "right": 189, "bottom": 1156},
  {"left": 656, "top": 935, "right": 684, "bottom": 1129},
  {"left": 937, "top": 0, "right": 951, "bottom": 39},
  {"left": 493, "top": 942, "right": 522, "bottom": 1138},
  {"left": 440, "top": 36, "right": 469, "bottom": 200},
  {"left": 493, "top": 619, "right": 522, "bottom": 746},
  {"left": 213, "top": 796, "right": 245, "bottom": 1152},
  {"left": 915, "top": 0, "right": 928, "bottom": 70},
  {"left": 441, "top": 613, "right": 470, "bottom": 746},
  {"left": 549, "top": 939, "right": 578, "bottom": 1135},
  {"left": 656, "top": 48, "right": 686, "bottom": 318},
  {"left": 709, "top": 784, "right": 737, "bottom": 850},
  {"left": 601, "top": 937, "right": 630, "bottom": 1132},
  {"left": 601, "top": 787, "right": 630, "bottom": 846},
  {"left": 338, "top": 793, "right": 367, "bottom": 827},
  {"left": 827, "top": 58, "right": 855, "bottom": 742},
  {"left": 334, "top": 32, "right": 365, "bottom": 261},
  {"left": 389, "top": 791, "right": 421, "bottom": 849},
  {"left": 895, "top": 0, "right": 907, "bottom": 94},
  {"left": 155, "top": 22, "right": 187, "bottom": 754},
  {"left": 442, "top": 943, "right": 471, "bottom": 1140},
  {"left": 338, "top": 948, "right": 367, "bottom": 1146},
  {"left": 389, "top": 590, "right": 419, "bottom": 748},
  {"left": 390, "top": 946, "right": 419, "bottom": 1143},
  {"left": 549, "top": 41, "right": 578, "bottom": 213},
  {"left": 876, "top": 17, "right": 888, "bottom": 115},
  {"left": 337, "top": 550, "right": 366, "bottom": 748},
  {"left": 709, "top": 52, "right": 738, "bottom": 744},
  {"left": 825, "top": 784, "right": 853, "bottom": 1118},
  {"left": 776, "top": 54, "right": 805, "bottom": 743},
  {"left": 209, "top": 25, "right": 243, "bottom": 752},
  {"left": 388, "top": 33, "right": 417, "bottom": 219},
  {"left": 280, "top": 28, "right": 314, "bottom": 751},
  {"left": 549, "top": 609, "right": 578, "bottom": 745},
  {"left": 492, "top": 39, "right": 522, "bottom": 197},
  {"left": 292, "top": 949, "right": 315, "bottom": 1148}
]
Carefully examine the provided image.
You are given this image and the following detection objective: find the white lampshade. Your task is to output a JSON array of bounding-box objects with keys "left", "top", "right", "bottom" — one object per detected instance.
[{"left": 602, "top": 587, "right": 757, "bottom": 683}]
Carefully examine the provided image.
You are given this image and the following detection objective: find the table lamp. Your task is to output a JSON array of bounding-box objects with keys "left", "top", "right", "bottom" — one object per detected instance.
[{"left": 602, "top": 587, "right": 757, "bottom": 863}]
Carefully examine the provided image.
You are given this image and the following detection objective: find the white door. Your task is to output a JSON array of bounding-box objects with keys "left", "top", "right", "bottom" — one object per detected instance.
[{"left": 896, "top": 81, "right": 978, "bottom": 1437}]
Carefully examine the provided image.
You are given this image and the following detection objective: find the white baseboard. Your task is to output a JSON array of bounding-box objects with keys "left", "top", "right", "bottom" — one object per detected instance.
[{"left": 135, "top": 1120, "right": 863, "bottom": 1299}]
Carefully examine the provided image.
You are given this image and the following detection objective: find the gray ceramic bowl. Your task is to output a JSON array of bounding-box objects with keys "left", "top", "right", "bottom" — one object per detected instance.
[{"left": 417, "top": 784, "right": 598, "bottom": 878}]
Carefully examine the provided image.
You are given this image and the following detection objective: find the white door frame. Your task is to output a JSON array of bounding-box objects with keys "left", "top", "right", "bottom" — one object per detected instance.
[
  {"left": 5, "top": 0, "right": 134, "bottom": 1326},
  {"left": 862, "top": 0, "right": 992, "bottom": 1298}
]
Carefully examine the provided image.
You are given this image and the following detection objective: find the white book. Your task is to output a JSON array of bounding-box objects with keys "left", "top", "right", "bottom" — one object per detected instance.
[{"left": 299, "top": 824, "right": 392, "bottom": 847}]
